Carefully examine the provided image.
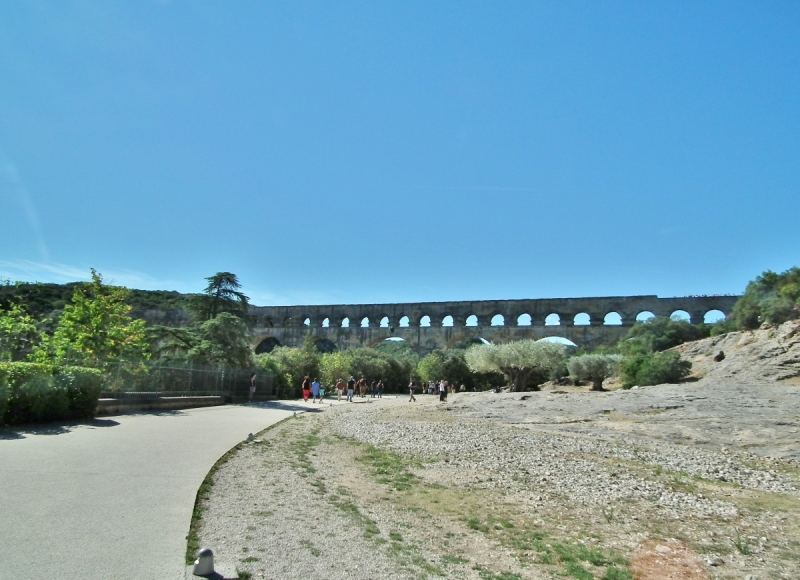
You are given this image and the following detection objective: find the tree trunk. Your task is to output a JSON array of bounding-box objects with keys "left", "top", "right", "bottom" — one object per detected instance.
[{"left": 591, "top": 377, "right": 605, "bottom": 391}]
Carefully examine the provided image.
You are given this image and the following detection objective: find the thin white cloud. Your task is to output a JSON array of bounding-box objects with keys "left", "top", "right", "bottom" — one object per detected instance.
[
  {"left": 0, "top": 260, "right": 192, "bottom": 292},
  {"left": 0, "top": 157, "right": 50, "bottom": 261}
]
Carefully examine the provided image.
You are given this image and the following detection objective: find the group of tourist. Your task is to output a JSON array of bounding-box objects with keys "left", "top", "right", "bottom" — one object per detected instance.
[
  {"left": 301, "top": 376, "right": 386, "bottom": 403},
  {"left": 406, "top": 379, "right": 465, "bottom": 402},
  {"left": 298, "top": 376, "right": 470, "bottom": 404}
]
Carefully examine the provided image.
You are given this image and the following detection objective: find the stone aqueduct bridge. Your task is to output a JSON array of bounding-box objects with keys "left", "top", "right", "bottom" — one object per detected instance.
[{"left": 246, "top": 295, "right": 739, "bottom": 355}]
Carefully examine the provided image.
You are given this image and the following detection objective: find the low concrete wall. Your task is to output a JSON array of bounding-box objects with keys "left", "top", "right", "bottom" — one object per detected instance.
[{"left": 97, "top": 396, "right": 225, "bottom": 415}]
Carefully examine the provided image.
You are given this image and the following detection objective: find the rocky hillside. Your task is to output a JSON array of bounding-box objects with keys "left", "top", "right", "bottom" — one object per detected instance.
[{"left": 675, "top": 319, "right": 800, "bottom": 382}]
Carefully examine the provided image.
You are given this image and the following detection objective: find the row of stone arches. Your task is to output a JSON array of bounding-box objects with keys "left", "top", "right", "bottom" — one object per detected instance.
[{"left": 289, "top": 309, "right": 727, "bottom": 329}]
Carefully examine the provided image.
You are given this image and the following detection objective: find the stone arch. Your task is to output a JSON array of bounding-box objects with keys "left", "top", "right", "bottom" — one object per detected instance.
[
  {"left": 282, "top": 316, "right": 293, "bottom": 327},
  {"left": 544, "top": 313, "right": 561, "bottom": 326},
  {"left": 466, "top": 314, "right": 479, "bottom": 327},
  {"left": 446, "top": 336, "right": 487, "bottom": 349},
  {"left": 313, "top": 337, "right": 337, "bottom": 353},
  {"left": 360, "top": 316, "right": 371, "bottom": 328},
  {"left": 704, "top": 309, "right": 726, "bottom": 324},
  {"left": 322, "top": 317, "right": 330, "bottom": 328},
  {"left": 368, "top": 335, "right": 405, "bottom": 347},
  {"left": 670, "top": 310, "right": 690, "bottom": 322},
  {"left": 420, "top": 315, "right": 431, "bottom": 327},
  {"left": 303, "top": 317, "right": 311, "bottom": 327},
  {"left": 573, "top": 313, "right": 591, "bottom": 326},
  {"left": 379, "top": 316, "right": 390, "bottom": 328},
  {"left": 490, "top": 314, "right": 505, "bottom": 326},
  {"left": 517, "top": 313, "right": 532, "bottom": 326},
  {"left": 341, "top": 317, "right": 350, "bottom": 328},
  {"left": 399, "top": 315, "right": 410, "bottom": 328},
  {"left": 636, "top": 311, "right": 655, "bottom": 322},
  {"left": 254, "top": 336, "right": 281, "bottom": 354},
  {"left": 603, "top": 312, "right": 622, "bottom": 326},
  {"left": 539, "top": 336, "right": 578, "bottom": 348},
  {"left": 442, "top": 315, "right": 454, "bottom": 327}
]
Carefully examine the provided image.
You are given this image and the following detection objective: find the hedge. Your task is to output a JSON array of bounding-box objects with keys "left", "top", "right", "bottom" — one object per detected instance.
[{"left": 0, "top": 362, "right": 105, "bottom": 426}]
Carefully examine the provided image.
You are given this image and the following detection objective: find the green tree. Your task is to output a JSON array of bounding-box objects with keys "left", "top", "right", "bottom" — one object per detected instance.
[
  {"left": 270, "top": 336, "right": 321, "bottom": 390},
  {"left": 0, "top": 303, "right": 39, "bottom": 361},
  {"left": 31, "top": 270, "right": 149, "bottom": 368},
  {"left": 618, "top": 351, "right": 691, "bottom": 388},
  {"left": 464, "top": 339, "right": 567, "bottom": 392},
  {"left": 319, "top": 351, "right": 353, "bottom": 387},
  {"left": 417, "top": 349, "right": 477, "bottom": 389},
  {"left": 254, "top": 353, "right": 291, "bottom": 397},
  {"left": 186, "top": 313, "right": 254, "bottom": 368},
  {"left": 730, "top": 267, "right": 800, "bottom": 329},
  {"left": 188, "top": 272, "right": 250, "bottom": 322},
  {"left": 566, "top": 354, "right": 623, "bottom": 391},
  {"left": 619, "top": 316, "right": 709, "bottom": 355}
]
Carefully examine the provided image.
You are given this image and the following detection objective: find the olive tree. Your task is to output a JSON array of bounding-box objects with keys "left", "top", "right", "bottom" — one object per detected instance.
[
  {"left": 566, "top": 354, "right": 623, "bottom": 391},
  {"left": 464, "top": 339, "right": 567, "bottom": 392}
]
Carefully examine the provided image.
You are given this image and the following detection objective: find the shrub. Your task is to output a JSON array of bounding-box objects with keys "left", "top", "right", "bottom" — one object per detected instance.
[
  {"left": 730, "top": 267, "right": 800, "bottom": 329},
  {"left": 619, "top": 316, "right": 709, "bottom": 355},
  {"left": 58, "top": 366, "right": 105, "bottom": 419},
  {"left": 0, "top": 362, "right": 104, "bottom": 425},
  {"left": 618, "top": 351, "right": 691, "bottom": 389}
]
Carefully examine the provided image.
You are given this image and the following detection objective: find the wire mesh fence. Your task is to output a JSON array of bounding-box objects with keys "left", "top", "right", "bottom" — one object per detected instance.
[{"left": 98, "top": 361, "right": 275, "bottom": 400}]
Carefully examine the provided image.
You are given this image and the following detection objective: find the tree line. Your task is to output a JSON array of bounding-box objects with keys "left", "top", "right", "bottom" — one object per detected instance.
[{"left": 1, "top": 266, "right": 798, "bottom": 400}]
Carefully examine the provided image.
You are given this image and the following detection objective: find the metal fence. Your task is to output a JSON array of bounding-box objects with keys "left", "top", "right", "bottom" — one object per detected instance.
[{"left": 100, "top": 361, "right": 275, "bottom": 400}]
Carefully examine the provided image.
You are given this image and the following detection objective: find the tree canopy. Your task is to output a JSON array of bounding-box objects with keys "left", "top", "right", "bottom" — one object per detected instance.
[
  {"left": 620, "top": 316, "right": 709, "bottom": 355},
  {"left": 188, "top": 272, "right": 250, "bottom": 322},
  {"left": 566, "top": 354, "right": 623, "bottom": 391},
  {"left": 31, "top": 269, "right": 149, "bottom": 368},
  {"left": 0, "top": 303, "right": 39, "bottom": 362},
  {"left": 730, "top": 267, "right": 800, "bottom": 329},
  {"left": 464, "top": 339, "right": 567, "bottom": 391}
]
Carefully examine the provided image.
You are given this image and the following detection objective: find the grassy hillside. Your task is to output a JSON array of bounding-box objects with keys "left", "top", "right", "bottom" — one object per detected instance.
[{"left": 0, "top": 282, "right": 193, "bottom": 318}]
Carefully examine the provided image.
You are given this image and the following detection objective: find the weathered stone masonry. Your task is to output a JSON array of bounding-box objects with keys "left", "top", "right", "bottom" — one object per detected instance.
[{"left": 243, "top": 295, "right": 738, "bottom": 355}]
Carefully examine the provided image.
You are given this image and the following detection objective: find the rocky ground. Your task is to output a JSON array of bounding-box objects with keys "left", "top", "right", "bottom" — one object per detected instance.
[{"left": 193, "top": 322, "right": 800, "bottom": 579}]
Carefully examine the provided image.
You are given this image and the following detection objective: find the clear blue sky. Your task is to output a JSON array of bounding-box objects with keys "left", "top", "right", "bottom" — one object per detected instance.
[{"left": 1, "top": 1, "right": 798, "bottom": 306}]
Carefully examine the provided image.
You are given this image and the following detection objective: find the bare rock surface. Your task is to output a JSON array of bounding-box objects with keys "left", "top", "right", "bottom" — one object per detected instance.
[{"left": 675, "top": 320, "right": 800, "bottom": 382}]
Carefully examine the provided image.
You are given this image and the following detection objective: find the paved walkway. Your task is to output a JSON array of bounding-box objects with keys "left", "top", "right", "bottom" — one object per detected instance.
[{"left": 0, "top": 402, "right": 312, "bottom": 580}]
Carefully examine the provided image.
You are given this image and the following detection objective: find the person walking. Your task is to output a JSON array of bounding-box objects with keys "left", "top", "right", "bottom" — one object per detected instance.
[
  {"left": 311, "top": 378, "right": 321, "bottom": 403},
  {"left": 249, "top": 373, "right": 256, "bottom": 403},
  {"left": 377, "top": 380, "right": 384, "bottom": 398},
  {"left": 302, "top": 376, "right": 311, "bottom": 402},
  {"left": 439, "top": 381, "right": 447, "bottom": 402},
  {"left": 370, "top": 380, "right": 376, "bottom": 398},
  {"left": 408, "top": 378, "right": 417, "bottom": 402},
  {"left": 335, "top": 378, "right": 345, "bottom": 402},
  {"left": 346, "top": 376, "right": 355, "bottom": 402}
]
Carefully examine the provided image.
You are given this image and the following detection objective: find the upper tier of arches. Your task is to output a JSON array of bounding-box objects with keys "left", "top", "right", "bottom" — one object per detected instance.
[{"left": 260, "top": 309, "right": 731, "bottom": 329}]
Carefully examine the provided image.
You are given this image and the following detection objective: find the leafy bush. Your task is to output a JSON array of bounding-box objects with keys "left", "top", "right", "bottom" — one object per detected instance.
[
  {"left": 0, "top": 362, "right": 104, "bottom": 425},
  {"left": 320, "top": 348, "right": 410, "bottom": 392},
  {"left": 255, "top": 354, "right": 291, "bottom": 397},
  {"left": 618, "top": 351, "right": 691, "bottom": 389},
  {"left": 619, "top": 316, "right": 709, "bottom": 355},
  {"left": 730, "top": 267, "right": 800, "bottom": 329}
]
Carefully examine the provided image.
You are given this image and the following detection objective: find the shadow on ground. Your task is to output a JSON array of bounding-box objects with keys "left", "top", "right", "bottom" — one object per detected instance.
[
  {"left": 0, "top": 418, "right": 121, "bottom": 440},
  {"left": 246, "top": 400, "right": 326, "bottom": 413}
]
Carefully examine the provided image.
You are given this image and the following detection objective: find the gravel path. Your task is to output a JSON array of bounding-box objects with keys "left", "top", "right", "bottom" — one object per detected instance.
[{"left": 196, "top": 379, "right": 800, "bottom": 580}]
